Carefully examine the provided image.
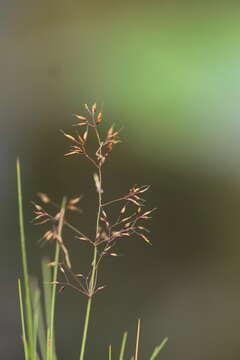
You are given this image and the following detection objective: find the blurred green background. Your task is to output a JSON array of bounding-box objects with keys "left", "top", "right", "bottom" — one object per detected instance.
[{"left": 2, "top": 1, "right": 240, "bottom": 359}]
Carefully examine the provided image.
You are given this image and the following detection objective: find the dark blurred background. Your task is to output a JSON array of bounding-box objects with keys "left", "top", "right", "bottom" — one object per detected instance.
[{"left": 2, "top": 1, "right": 240, "bottom": 359}]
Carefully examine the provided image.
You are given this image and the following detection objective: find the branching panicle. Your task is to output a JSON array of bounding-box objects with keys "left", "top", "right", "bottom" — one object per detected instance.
[{"left": 32, "top": 104, "right": 154, "bottom": 299}]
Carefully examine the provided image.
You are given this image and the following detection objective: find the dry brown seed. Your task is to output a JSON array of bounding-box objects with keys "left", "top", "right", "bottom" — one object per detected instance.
[
  {"left": 34, "top": 211, "right": 43, "bottom": 215},
  {"left": 58, "top": 286, "right": 65, "bottom": 293},
  {"left": 33, "top": 203, "right": 43, "bottom": 211},
  {"left": 111, "top": 140, "right": 121, "bottom": 145},
  {"left": 139, "top": 233, "right": 152, "bottom": 244},
  {"left": 47, "top": 261, "right": 59, "bottom": 267},
  {"left": 95, "top": 285, "right": 105, "bottom": 292},
  {"left": 138, "top": 185, "right": 150, "bottom": 193},
  {"left": 107, "top": 126, "right": 114, "bottom": 137},
  {"left": 108, "top": 131, "right": 118, "bottom": 139},
  {"left": 92, "top": 103, "right": 97, "bottom": 113},
  {"left": 34, "top": 214, "right": 46, "bottom": 220},
  {"left": 101, "top": 209, "right": 107, "bottom": 218},
  {"left": 63, "top": 132, "right": 77, "bottom": 142},
  {"left": 120, "top": 204, "right": 127, "bottom": 214},
  {"left": 64, "top": 151, "right": 79, "bottom": 156},
  {"left": 134, "top": 195, "right": 143, "bottom": 201},
  {"left": 72, "top": 146, "right": 84, "bottom": 153},
  {"left": 78, "top": 135, "right": 84, "bottom": 144},
  {"left": 137, "top": 226, "right": 150, "bottom": 232},
  {"left": 111, "top": 231, "right": 121, "bottom": 238},
  {"left": 69, "top": 197, "right": 82, "bottom": 205},
  {"left": 67, "top": 205, "right": 79, "bottom": 211},
  {"left": 93, "top": 173, "right": 102, "bottom": 194},
  {"left": 76, "top": 122, "right": 88, "bottom": 127},
  {"left": 75, "top": 273, "right": 84, "bottom": 278},
  {"left": 128, "top": 198, "right": 141, "bottom": 206},
  {"left": 42, "top": 231, "right": 53, "bottom": 241},
  {"left": 36, "top": 219, "right": 50, "bottom": 225},
  {"left": 37, "top": 192, "right": 51, "bottom": 203},
  {"left": 83, "top": 130, "right": 88, "bottom": 141},
  {"left": 84, "top": 104, "right": 90, "bottom": 112},
  {"left": 121, "top": 215, "right": 134, "bottom": 223},
  {"left": 142, "top": 208, "right": 156, "bottom": 216},
  {"left": 96, "top": 112, "right": 103, "bottom": 124},
  {"left": 103, "top": 142, "right": 113, "bottom": 155},
  {"left": 74, "top": 114, "right": 87, "bottom": 121}
]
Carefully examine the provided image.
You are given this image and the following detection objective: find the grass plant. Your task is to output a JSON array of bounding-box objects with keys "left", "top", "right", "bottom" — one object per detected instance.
[{"left": 16, "top": 103, "right": 168, "bottom": 359}]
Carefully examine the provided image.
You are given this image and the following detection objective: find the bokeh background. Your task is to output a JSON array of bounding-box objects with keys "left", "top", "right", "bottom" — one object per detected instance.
[{"left": 2, "top": 1, "right": 240, "bottom": 359}]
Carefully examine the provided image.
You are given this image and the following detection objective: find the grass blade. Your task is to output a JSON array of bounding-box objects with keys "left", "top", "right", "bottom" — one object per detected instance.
[
  {"left": 149, "top": 337, "right": 168, "bottom": 360},
  {"left": 41, "top": 257, "right": 53, "bottom": 359},
  {"left": 109, "top": 344, "right": 112, "bottom": 360},
  {"left": 119, "top": 331, "right": 128, "bottom": 360},
  {"left": 31, "top": 283, "right": 40, "bottom": 355},
  {"left": 16, "top": 158, "right": 34, "bottom": 358},
  {"left": 42, "top": 257, "right": 52, "bottom": 329},
  {"left": 18, "top": 279, "right": 29, "bottom": 359},
  {"left": 46, "top": 327, "right": 51, "bottom": 360},
  {"left": 37, "top": 297, "right": 47, "bottom": 360},
  {"left": 134, "top": 319, "right": 141, "bottom": 360}
]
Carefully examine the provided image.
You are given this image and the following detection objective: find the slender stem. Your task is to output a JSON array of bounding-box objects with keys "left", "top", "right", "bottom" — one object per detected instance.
[
  {"left": 90, "top": 125, "right": 103, "bottom": 293},
  {"left": 149, "top": 337, "right": 168, "bottom": 360},
  {"left": 55, "top": 281, "right": 87, "bottom": 295},
  {"left": 102, "top": 196, "right": 125, "bottom": 207},
  {"left": 79, "top": 119, "right": 103, "bottom": 360},
  {"left": 63, "top": 220, "right": 91, "bottom": 242},
  {"left": 18, "top": 279, "right": 29, "bottom": 360},
  {"left": 48, "top": 244, "right": 60, "bottom": 360},
  {"left": 83, "top": 151, "right": 98, "bottom": 168},
  {"left": 16, "top": 158, "right": 34, "bottom": 359},
  {"left": 46, "top": 328, "right": 51, "bottom": 360},
  {"left": 109, "top": 344, "right": 112, "bottom": 360},
  {"left": 79, "top": 295, "right": 92, "bottom": 360},
  {"left": 48, "top": 197, "right": 67, "bottom": 360},
  {"left": 134, "top": 319, "right": 141, "bottom": 360},
  {"left": 119, "top": 331, "right": 128, "bottom": 360},
  {"left": 79, "top": 245, "right": 98, "bottom": 360}
]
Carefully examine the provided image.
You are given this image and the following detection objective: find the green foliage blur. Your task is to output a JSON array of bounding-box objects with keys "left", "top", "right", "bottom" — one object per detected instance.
[{"left": 1, "top": 1, "right": 240, "bottom": 359}]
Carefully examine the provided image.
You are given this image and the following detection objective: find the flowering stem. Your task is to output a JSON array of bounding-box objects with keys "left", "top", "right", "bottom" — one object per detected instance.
[{"left": 79, "top": 123, "right": 102, "bottom": 360}]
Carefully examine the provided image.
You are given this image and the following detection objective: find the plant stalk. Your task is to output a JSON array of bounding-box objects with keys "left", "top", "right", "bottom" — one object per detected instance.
[
  {"left": 79, "top": 122, "right": 102, "bottom": 360},
  {"left": 18, "top": 279, "right": 29, "bottom": 360},
  {"left": 16, "top": 158, "right": 34, "bottom": 359}
]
